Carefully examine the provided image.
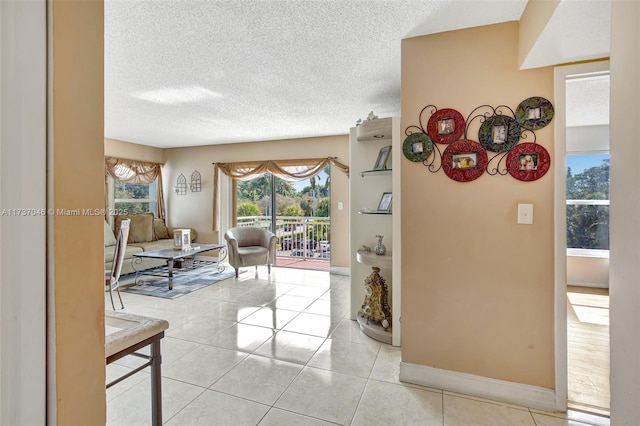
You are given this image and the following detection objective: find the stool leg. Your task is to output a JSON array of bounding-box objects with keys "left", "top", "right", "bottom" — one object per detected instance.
[
  {"left": 116, "top": 286, "right": 124, "bottom": 309},
  {"left": 108, "top": 283, "right": 116, "bottom": 310},
  {"left": 150, "top": 340, "right": 163, "bottom": 426}
]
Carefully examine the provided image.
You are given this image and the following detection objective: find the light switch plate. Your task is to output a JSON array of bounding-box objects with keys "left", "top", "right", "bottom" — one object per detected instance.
[
  {"left": 517, "top": 203, "right": 533, "bottom": 224},
  {"left": 337, "top": 202, "right": 344, "bottom": 211}
]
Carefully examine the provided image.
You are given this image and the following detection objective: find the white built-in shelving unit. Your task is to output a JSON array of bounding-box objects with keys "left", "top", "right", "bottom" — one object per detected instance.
[{"left": 349, "top": 117, "right": 401, "bottom": 346}]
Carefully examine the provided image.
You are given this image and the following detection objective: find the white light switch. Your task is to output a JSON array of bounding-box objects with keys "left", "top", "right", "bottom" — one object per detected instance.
[
  {"left": 338, "top": 202, "right": 344, "bottom": 211},
  {"left": 517, "top": 203, "right": 533, "bottom": 224}
]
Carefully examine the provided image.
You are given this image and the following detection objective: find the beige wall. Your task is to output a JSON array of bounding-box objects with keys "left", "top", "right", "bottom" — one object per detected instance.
[
  {"left": 52, "top": 0, "right": 105, "bottom": 424},
  {"left": 163, "top": 135, "right": 350, "bottom": 268},
  {"left": 401, "top": 22, "right": 555, "bottom": 388},
  {"left": 518, "top": 0, "right": 560, "bottom": 68},
  {"left": 105, "top": 137, "right": 165, "bottom": 164}
]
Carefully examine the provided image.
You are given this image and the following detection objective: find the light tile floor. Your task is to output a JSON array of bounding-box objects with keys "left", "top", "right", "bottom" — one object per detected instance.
[{"left": 107, "top": 267, "right": 609, "bottom": 426}]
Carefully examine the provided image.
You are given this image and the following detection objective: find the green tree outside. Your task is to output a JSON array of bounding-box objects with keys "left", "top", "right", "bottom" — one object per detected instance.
[
  {"left": 236, "top": 169, "right": 332, "bottom": 221},
  {"left": 566, "top": 159, "right": 609, "bottom": 250},
  {"left": 237, "top": 202, "right": 261, "bottom": 217},
  {"left": 316, "top": 198, "right": 330, "bottom": 217},
  {"left": 283, "top": 205, "right": 304, "bottom": 216},
  {"left": 114, "top": 181, "right": 153, "bottom": 215}
]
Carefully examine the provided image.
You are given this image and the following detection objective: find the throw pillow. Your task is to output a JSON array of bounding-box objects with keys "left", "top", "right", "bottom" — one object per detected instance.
[
  {"left": 114, "top": 213, "right": 155, "bottom": 243},
  {"left": 153, "top": 219, "right": 170, "bottom": 240},
  {"left": 104, "top": 220, "right": 117, "bottom": 247}
]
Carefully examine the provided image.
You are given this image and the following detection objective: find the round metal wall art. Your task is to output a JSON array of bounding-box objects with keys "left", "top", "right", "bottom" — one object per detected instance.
[
  {"left": 402, "top": 132, "right": 434, "bottom": 162},
  {"left": 426, "top": 108, "right": 465, "bottom": 144},
  {"left": 478, "top": 115, "right": 521, "bottom": 153},
  {"left": 515, "top": 97, "right": 554, "bottom": 130},
  {"left": 441, "top": 139, "right": 488, "bottom": 182},
  {"left": 506, "top": 142, "right": 551, "bottom": 182}
]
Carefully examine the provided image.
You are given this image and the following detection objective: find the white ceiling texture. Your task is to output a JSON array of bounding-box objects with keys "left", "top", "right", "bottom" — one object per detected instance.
[{"left": 105, "top": 0, "right": 610, "bottom": 148}]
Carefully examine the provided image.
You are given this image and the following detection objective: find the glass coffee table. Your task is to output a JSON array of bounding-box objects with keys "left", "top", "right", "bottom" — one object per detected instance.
[{"left": 133, "top": 244, "right": 227, "bottom": 290}]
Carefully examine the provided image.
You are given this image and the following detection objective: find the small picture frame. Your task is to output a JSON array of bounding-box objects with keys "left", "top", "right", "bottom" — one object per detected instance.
[
  {"left": 373, "top": 145, "right": 392, "bottom": 170},
  {"left": 492, "top": 125, "right": 506, "bottom": 144},
  {"left": 452, "top": 153, "right": 477, "bottom": 169},
  {"left": 412, "top": 142, "right": 424, "bottom": 153},
  {"left": 173, "top": 229, "right": 191, "bottom": 250},
  {"left": 527, "top": 107, "right": 541, "bottom": 120},
  {"left": 519, "top": 153, "right": 538, "bottom": 171},
  {"left": 437, "top": 118, "right": 455, "bottom": 135},
  {"left": 377, "top": 192, "right": 393, "bottom": 212}
]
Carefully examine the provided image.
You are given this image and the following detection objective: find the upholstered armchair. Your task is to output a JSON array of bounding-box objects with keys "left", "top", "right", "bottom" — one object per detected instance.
[{"left": 224, "top": 226, "right": 276, "bottom": 278}]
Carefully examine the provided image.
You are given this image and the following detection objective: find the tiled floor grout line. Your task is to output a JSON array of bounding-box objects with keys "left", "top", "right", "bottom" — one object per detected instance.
[
  {"left": 348, "top": 344, "right": 384, "bottom": 426},
  {"left": 157, "top": 378, "right": 208, "bottom": 425},
  {"left": 165, "top": 283, "right": 330, "bottom": 424},
  {"left": 110, "top": 273, "right": 611, "bottom": 426}
]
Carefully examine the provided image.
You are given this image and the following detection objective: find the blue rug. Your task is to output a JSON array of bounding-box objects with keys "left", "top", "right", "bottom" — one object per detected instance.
[{"left": 122, "top": 265, "right": 236, "bottom": 299}]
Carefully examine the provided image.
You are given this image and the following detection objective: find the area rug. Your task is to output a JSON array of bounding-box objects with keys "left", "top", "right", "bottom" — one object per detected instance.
[{"left": 121, "top": 266, "right": 236, "bottom": 299}]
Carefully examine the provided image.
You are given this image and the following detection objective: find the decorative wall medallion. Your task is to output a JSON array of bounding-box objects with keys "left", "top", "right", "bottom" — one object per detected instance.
[
  {"left": 506, "top": 142, "right": 551, "bottom": 181},
  {"left": 426, "top": 108, "right": 465, "bottom": 144},
  {"left": 407, "top": 101, "right": 552, "bottom": 181},
  {"left": 441, "top": 139, "right": 488, "bottom": 182},
  {"left": 515, "top": 97, "right": 554, "bottom": 130},
  {"left": 478, "top": 115, "right": 521, "bottom": 153},
  {"left": 402, "top": 132, "right": 433, "bottom": 162}
]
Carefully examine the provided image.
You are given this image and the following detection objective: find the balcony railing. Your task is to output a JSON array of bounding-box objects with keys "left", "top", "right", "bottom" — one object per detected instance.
[{"left": 237, "top": 216, "right": 331, "bottom": 261}]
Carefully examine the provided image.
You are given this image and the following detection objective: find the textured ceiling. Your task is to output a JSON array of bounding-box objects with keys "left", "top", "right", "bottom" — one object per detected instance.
[
  {"left": 520, "top": 0, "right": 610, "bottom": 70},
  {"left": 105, "top": 1, "right": 611, "bottom": 148},
  {"left": 105, "top": 0, "right": 528, "bottom": 148}
]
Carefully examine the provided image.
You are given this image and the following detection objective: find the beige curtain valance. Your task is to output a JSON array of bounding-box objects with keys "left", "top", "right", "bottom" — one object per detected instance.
[
  {"left": 105, "top": 157, "right": 166, "bottom": 220},
  {"left": 212, "top": 157, "right": 349, "bottom": 231},
  {"left": 105, "top": 157, "right": 162, "bottom": 184}
]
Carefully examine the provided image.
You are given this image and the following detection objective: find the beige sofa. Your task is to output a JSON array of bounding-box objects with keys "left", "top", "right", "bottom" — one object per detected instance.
[{"left": 104, "top": 214, "right": 197, "bottom": 276}]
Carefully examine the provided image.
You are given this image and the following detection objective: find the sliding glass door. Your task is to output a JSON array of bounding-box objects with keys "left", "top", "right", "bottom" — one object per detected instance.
[{"left": 235, "top": 166, "right": 331, "bottom": 265}]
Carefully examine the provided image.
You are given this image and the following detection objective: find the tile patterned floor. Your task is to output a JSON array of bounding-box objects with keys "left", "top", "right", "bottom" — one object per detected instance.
[{"left": 107, "top": 267, "right": 609, "bottom": 425}]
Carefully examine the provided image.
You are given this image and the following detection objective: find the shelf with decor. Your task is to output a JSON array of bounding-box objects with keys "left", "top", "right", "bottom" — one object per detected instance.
[
  {"left": 355, "top": 242, "right": 392, "bottom": 344},
  {"left": 356, "top": 116, "right": 393, "bottom": 142},
  {"left": 359, "top": 169, "right": 392, "bottom": 177},
  {"left": 349, "top": 114, "right": 400, "bottom": 347},
  {"left": 356, "top": 249, "right": 392, "bottom": 268},
  {"left": 358, "top": 191, "right": 393, "bottom": 215}
]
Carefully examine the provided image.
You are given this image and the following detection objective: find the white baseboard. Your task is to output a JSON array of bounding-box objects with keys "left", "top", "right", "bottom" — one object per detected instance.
[
  {"left": 567, "top": 281, "right": 609, "bottom": 289},
  {"left": 399, "top": 362, "right": 560, "bottom": 412},
  {"left": 330, "top": 266, "right": 349, "bottom": 276}
]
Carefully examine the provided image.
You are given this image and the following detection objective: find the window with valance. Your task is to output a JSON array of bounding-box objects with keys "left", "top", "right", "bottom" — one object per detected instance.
[
  {"left": 104, "top": 157, "right": 166, "bottom": 220},
  {"left": 212, "top": 157, "right": 349, "bottom": 231}
]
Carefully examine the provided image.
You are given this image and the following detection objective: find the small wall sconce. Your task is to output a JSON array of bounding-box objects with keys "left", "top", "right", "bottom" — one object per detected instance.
[
  {"left": 174, "top": 173, "right": 187, "bottom": 195},
  {"left": 189, "top": 170, "right": 202, "bottom": 192}
]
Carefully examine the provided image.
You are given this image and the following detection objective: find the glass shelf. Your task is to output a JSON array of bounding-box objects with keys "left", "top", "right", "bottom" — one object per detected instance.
[
  {"left": 360, "top": 169, "right": 392, "bottom": 177},
  {"left": 358, "top": 210, "right": 392, "bottom": 215}
]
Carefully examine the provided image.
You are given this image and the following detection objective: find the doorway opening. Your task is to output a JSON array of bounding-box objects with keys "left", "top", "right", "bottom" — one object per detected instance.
[
  {"left": 562, "top": 66, "right": 610, "bottom": 414},
  {"left": 235, "top": 167, "right": 331, "bottom": 271}
]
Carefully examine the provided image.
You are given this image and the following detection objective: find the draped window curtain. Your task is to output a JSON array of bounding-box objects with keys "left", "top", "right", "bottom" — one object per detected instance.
[
  {"left": 104, "top": 157, "right": 166, "bottom": 221},
  {"left": 212, "top": 157, "right": 349, "bottom": 231}
]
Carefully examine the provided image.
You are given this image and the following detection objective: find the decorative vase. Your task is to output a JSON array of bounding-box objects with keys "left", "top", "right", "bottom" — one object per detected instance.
[{"left": 374, "top": 234, "right": 386, "bottom": 255}]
